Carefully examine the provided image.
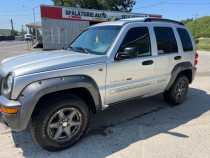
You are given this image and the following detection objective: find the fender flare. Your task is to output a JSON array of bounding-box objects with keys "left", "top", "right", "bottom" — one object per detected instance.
[
  {"left": 165, "top": 62, "right": 194, "bottom": 91},
  {"left": 16, "top": 75, "right": 102, "bottom": 131}
]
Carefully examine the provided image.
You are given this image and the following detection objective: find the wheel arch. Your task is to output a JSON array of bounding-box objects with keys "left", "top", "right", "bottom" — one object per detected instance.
[
  {"left": 35, "top": 87, "right": 97, "bottom": 114},
  {"left": 16, "top": 75, "right": 102, "bottom": 131},
  {"left": 165, "top": 62, "right": 194, "bottom": 91}
]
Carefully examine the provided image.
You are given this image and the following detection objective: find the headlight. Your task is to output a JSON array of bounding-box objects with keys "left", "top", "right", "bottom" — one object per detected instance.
[
  {"left": 7, "top": 75, "right": 13, "bottom": 92},
  {"left": 3, "top": 74, "right": 14, "bottom": 98}
]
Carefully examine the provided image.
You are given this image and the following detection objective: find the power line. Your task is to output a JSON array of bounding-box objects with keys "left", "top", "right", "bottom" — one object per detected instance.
[
  {"left": 167, "top": 2, "right": 210, "bottom": 5},
  {"left": 0, "top": 10, "right": 31, "bottom": 12},
  {"left": 22, "top": 5, "right": 41, "bottom": 23},
  {"left": 134, "top": 0, "right": 171, "bottom": 9},
  {"left": 134, "top": 2, "right": 163, "bottom": 9},
  {"left": 0, "top": 18, "right": 10, "bottom": 22},
  {"left": 0, "top": 13, "right": 40, "bottom": 16},
  {"left": 134, "top": 1, "right": 210, "bottom": 9}
]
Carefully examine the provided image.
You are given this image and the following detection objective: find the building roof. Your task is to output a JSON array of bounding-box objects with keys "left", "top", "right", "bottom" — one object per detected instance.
[{"left": 26, "top": 22, "right": 41, "bottom": 29}]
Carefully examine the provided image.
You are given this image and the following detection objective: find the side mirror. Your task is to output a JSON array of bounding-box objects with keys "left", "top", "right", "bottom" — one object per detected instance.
[{"left": 115, "top": 47, "right": 138, "bottom": 60}]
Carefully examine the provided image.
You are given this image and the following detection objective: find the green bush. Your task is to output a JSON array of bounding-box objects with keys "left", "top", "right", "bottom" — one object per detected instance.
[
  {"left": 186, "top": 16, "right": 210, "bottom": 39},
  {"left": 195, "top": 38, "right": 199, "bottom": 44}
]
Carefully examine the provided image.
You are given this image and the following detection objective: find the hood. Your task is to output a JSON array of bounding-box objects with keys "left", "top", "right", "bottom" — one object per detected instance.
[{"left": 0, "top": 50, "right": 107, "bottom": 77}]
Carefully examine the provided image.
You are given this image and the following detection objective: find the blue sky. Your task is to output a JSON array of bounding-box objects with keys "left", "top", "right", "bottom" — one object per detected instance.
[{"left": 0, "top": 0, "right": 209, "bottom": 31}]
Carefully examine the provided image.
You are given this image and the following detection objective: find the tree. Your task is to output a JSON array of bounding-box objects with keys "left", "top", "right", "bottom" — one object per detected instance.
[
  {"left": 13, "top": 30, "right": 19, "bottom": 36},
  {"left": 51, "top": 0, "right": 136, "bottom": 12},
  {"left": 181, "top": 18, "right": 193, "bottom": 25},
  {"left": 186, "top": 16, "right": 210, "bottom": 38},
  {"left": 19, "top": 29, "right": 26, "bottom": 36}
]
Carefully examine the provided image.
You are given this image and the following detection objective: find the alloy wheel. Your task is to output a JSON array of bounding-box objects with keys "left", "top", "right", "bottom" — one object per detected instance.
[
  {"left": 47, "top": 108, "right": 82, "bottom": 142},
  {"left": 175, "top": 80, "right": 187, "bottom": 102}
]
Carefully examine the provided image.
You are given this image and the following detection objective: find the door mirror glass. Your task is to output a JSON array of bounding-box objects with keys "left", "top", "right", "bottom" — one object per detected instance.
[{"left": 115, "top": 47, "right": 138, "bottom": 60}]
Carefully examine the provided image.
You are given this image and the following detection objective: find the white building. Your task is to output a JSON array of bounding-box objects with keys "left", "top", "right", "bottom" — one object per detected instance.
[{"left": 0, "top": 29, "right": 11, "bottom": 36}]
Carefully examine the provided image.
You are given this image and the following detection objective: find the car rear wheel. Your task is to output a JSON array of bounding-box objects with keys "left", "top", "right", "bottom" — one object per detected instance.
[
  {"left": 31, "top": 94, "right": 90, "bottom": 151},
  {"left": 163, "top": 74, "right": 189, "bottom": 106}
]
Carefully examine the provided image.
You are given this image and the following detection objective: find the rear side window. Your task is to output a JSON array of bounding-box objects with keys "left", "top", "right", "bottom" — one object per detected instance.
[
  {"left": 120, "top": 27, "right": 151, "bottom": 57},
  {"left": 154, "top": 27, "right": 178, "bottom": 54},
  {"left": 177, "top": 28, "right": 193, "bottom": 52}
]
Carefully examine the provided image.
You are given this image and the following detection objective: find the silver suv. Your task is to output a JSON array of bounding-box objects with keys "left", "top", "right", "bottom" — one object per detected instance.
[{"left": 0, "top": 18, "right": 197, "bottom": 151}]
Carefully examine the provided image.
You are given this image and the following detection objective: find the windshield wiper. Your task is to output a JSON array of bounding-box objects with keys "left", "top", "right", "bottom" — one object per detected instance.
[{"left": 75, "top": 47, "right": 89, "bottom": 54}]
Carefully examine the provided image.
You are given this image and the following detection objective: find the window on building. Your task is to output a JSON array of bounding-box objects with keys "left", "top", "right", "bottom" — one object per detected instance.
[
  {"left": 154, "top": 27, "right": 178, "bottom": 54},
  {"left": 120, "top": 27, "right": 151, "bottom": 57},
  {"left": 44, "top": 27, "right": 66, "bottom": 44},
  {"left": 52, "top": 28, "right": 59, "bottom": 43},
  {"left": 177, "top": 28, "right": 193, "bottom": 52},
  {"left": 44, "top": 27, "right": 52, "bottom": 42},
  {"left": 60, "top": 28, "right": 66, "bottom": 43}
]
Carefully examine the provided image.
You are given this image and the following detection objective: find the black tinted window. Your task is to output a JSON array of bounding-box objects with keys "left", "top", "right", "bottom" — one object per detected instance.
[
  {"left": 120, "top": 27, "right": 151, "bottom": 57},
  {"left": 177, "top": 28, "right": 193, "bottom": 51},
  {"left": 154, "top": 27, "right": 178, "bottom": 54}
]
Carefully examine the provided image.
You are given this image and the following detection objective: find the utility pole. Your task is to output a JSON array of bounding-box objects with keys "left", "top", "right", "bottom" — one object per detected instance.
[
  {"left": 33, "top": 8, "right": 35, "bottom": 23},
  {"left": 22, "top": 5, "right": 42, "bottom": 41},
  {"left": 193, "top": 13, "right": 198, "bottom": 39},
  {"left": 21, "top": 25, "right": 25, "bottom": 35},
  {"left": 192, "top": 14, "right": 195, "bottom": 38},
  {"left": 192, "top": 13, "right": 198, "bottom": 39},
  {"left": 10, "top": 19, "right": 14, "bottom": 36},
  {"left": 22, "top": 5, "right": 40, "bottom": 23}
]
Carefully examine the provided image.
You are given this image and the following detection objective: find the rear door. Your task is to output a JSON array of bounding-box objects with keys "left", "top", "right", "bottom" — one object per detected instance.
[
  {"left": 151, "top": 24, "right": 182, "bottom": 92},
  {"left": 175, "top": 25, "right": 196, "bottom": 65}
]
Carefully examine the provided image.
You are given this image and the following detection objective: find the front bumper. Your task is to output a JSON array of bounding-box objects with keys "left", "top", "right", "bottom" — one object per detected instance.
[{"left": 0, "top": 95, "right": 21, "bottom": 131}]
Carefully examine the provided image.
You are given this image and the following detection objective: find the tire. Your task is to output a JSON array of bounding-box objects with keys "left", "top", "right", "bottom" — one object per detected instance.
[
  {"left": 163, "top": 74, "right": 189, "bottom": 106},
  {"left": 31, "top": 94, "right": 90, "bottom": 151}
]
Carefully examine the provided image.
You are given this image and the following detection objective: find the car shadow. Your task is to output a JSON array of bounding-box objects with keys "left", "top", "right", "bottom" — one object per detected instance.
[{"left": 11, "top": 87, "right": 210, "bottom": 158}]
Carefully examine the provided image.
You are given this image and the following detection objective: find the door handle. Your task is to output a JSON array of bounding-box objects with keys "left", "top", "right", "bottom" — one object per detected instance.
[
  {"left": 142, "top": 60, "right": 154, "bottom": 65},
  {"left": 174, "top": 56, "right": 182, "bottom": 60}
]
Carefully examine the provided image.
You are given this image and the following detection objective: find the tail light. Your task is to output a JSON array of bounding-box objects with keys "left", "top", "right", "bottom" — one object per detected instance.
[{"left": 194, "top": 53, "right": 198, "bottom": 66}]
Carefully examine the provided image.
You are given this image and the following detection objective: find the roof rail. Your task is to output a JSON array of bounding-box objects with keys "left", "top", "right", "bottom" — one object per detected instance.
[{"left": 144, "top": 18, "right": 184, "bottom": 25}]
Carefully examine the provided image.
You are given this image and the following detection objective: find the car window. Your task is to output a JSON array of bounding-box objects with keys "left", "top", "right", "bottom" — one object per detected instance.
[
  {"left": 177, "top": 28, "right": 193, "bottom": 52},
  {"left": 69, "top": 26, "right": 121, "bottom": 55},
  {"left": 154, "top": 27, "right": 178, "bottom": 55},
  {"left": 120, "top": 27, "right": 151, "bottom": 57}
]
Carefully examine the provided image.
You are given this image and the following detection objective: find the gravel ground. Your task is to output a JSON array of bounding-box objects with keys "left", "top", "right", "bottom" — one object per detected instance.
[{"left": 0, "top": 41, "right": 210, "bottom": 158}]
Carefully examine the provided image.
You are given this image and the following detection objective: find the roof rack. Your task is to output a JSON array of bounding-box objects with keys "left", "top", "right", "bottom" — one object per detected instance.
[{"left": 144, "top": 18, "right": 184, "bottom": 25}]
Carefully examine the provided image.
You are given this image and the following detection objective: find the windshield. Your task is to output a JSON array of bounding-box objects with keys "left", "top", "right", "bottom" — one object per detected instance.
[{"left": 69, "top": 26, "right": 121, "bottom": 55}]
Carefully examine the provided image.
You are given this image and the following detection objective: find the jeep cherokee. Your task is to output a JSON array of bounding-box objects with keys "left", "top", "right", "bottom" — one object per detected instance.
[{"left": 0, "top": 18, "right": 197, "bottom": 151}]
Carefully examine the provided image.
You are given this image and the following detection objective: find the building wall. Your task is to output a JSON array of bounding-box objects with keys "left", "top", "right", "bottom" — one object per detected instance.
[
  {"left": 0, "top": 29, "right": 11, "bottom": 36},
  {"left": 42, "top": 18, "right": 89, "bottom": 50}
]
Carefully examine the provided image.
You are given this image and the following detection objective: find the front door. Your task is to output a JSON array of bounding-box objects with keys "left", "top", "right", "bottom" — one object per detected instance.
[{"left": 105, "top": 26, "right": 156, "bottom": 104}]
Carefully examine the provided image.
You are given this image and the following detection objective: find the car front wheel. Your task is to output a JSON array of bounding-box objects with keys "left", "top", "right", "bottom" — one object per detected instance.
[{"left": 31, "top": 94, "right": 90, "bottom": 151}]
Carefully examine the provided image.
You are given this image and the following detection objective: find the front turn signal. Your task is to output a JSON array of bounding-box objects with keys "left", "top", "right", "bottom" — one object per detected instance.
[{"left": 0, "top": 106, "right": 18, "bottom": 114}]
